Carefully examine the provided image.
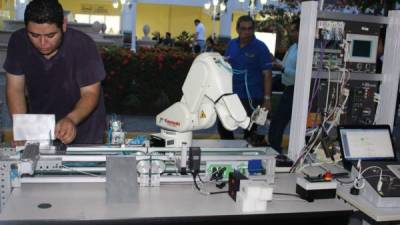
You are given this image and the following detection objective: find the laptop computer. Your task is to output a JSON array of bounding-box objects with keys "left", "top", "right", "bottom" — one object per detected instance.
[
  {"left": 338, "top": 125, "right": 400, "bottom": 197},
  {"left": 337, "top": 125, "right": 397, "bottom": 170}
]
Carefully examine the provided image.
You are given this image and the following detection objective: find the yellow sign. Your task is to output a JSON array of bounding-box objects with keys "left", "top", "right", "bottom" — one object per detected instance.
[
  {"left": 200, "top": 111, "right": 206, "bottom": 119},
  {"left": 94, "top": 5, "right": 108, "bottom": 14},
  {"left": 81, "top": 4, "right": 93, "bottom": 13},
  {"left": 80, "top": 4, "right": 109, "bottom": 14}
]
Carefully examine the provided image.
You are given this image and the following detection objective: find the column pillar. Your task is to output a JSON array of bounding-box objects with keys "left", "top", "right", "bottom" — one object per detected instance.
[
  {"left": 219, "top": 0, "right": 233, "bottom": 39},
  {"left": 122, "top": 0, "right": 137, "bottom": 52},
  {"left": 15, "top": 0, "right": 28, "bottom": 20}
]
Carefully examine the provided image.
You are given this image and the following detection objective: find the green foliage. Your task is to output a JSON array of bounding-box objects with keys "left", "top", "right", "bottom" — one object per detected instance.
[
  {"left": 176, "top": 31, "right": 192, "bottom": 42},
  {"left": 101, "top": 46, "right": 196, "bottom": 115},
  {"left": 258, "top": 8, "right": 298, "bottom": 58},
  {"left": 174, "top": 31, "right": 193, "bottom": 52}
]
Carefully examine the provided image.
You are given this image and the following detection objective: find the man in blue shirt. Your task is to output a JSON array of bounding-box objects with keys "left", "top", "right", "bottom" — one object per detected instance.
[
  {"left": 218, "top": 15, "right": 273, "bottom": 140},
  {"left": 268, "top": 18, "right": 300, "bottom": 154}
]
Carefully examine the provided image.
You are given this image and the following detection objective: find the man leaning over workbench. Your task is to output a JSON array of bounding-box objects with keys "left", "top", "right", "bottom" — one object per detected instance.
[{"left": 4, "top": 0, "right": 106, "bottom": 145}]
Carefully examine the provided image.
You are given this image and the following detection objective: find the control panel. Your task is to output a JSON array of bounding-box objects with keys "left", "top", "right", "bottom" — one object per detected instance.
[
  {"left": 308, "top": 19, "right": 382, "bottom": 128},
  {"left": 313, "top": 20, "right": 381, "bottom": 73},
  {"left": 309, "top": 79, "right": 379, "bottom": 126}
]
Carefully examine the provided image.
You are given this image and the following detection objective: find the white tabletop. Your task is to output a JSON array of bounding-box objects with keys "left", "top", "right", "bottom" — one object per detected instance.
[
  {"left": 337, "top": 184, "right": 400, "bottom": 222},
  {"left": 0, "top": 174, "right": 353, "bottom": 223}
]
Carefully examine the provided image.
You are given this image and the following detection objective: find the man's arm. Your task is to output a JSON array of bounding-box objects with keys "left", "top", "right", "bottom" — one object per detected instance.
[
  {"left": 55, "top": 82, "right": 101, "bottom": 144},
  {"left": 6, "top": 73, "right": 27, "bottom": 115},
  {"left": 262, "top": 70, "right": 272, "bottom": 111}
]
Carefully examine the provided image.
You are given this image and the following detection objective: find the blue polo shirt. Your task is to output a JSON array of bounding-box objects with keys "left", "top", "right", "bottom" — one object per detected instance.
[{"left": 224, "top": 37, "right": 272, "bottom": 99}]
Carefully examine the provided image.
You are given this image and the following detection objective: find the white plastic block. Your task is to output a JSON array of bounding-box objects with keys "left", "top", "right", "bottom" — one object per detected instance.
[
  {"left": 236, "top": 192, "right": 256, "bottom": 212},
  {"left": 139, "top": 174, "right": 149, "bottom": 187},
  {"left": 260, "top": 186, "right": 273, "bottom": 201},
  {"left": 244, "top": 184, "right": 262, "bottom": 199},
  {"left": 151, "top": 174, "right": 160, "bottom": 187},
  {"left": 255, "top": 200, "right": 267, "bottom": 211}
]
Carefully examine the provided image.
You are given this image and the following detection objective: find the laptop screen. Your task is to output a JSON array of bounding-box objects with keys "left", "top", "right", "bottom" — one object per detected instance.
[{"left": 338, "top": 125, "right": 395, "bottom": 161}]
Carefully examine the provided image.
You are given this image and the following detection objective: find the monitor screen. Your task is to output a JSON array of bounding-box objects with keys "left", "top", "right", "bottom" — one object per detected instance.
[
  {"left": 339, "top": 128, "right": 395, "bottom": 160},
  {"left": 352, "top": 40, "right": 372, "bottom": 58},
  {"left": 346, "top": 33, "right": 378, "bottom": 63},
  {"left": 255, "top": 32, "right": 276, "bottom": 56}
]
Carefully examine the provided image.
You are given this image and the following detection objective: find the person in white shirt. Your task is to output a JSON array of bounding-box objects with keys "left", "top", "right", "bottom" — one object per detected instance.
[
  {"left": 194, "top": 19, "right": 206, "bottom": 52},
  {"left": 268, "top": 18, "right": 299, "bottom": 155}
]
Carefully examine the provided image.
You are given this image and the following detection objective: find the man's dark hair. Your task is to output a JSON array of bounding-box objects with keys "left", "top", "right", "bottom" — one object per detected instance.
[
  {"left": 206, "top": 36, "right": 215, "bottom": 45},
  {"left": 236, "top": 15, "right": 255, "bottom": 29},
  {"left": 24, "top": 0, "right": 64, "bottom": 29},
  {"left": 194, "top": 44, "right": 201, "bottom": 53},
  {"left": 292, "top": 17, "right": 300, "bottom": 31},
  {"left": 194, "top": 19, "right": 200, "bottom": 24}
]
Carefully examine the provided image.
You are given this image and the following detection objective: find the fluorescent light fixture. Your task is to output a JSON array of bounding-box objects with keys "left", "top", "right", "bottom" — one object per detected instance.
[
  {"left": 220, "top": 2, "right": 226, "bottom": 11},
  {"left": 112, "top": 0, "right": 119, "bottom": 8},
  {"left": 204, "top": 2, "right": 211, "bottom": 10},
  {"left": 260, "top": 0, "right": 268, "bottom": 5}
]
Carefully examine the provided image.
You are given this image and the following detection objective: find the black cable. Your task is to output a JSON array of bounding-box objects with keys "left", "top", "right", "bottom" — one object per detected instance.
[
  {"left": 192, "top": 172, "right": 202, "bottom": 191},
  {"left": 192, "top": 172, "right": 228, "bottom": 195},
  {"left": 335, "top": 174, "right": 398, "bottom": 187},
  {"left": 335, "top": 177, "right": 354, "bottom": 185},
  {"left": 209, "top": 191, "right": 229, "bottom": 195},
  {"left": 273, "top": 192, "right": 301, "bottom": 198},
  {"left": 197, "top": 173, "right": 205, "bottom": 183},
  {"left": 290, "top": 126, "right": 322, "bottom": 173}
]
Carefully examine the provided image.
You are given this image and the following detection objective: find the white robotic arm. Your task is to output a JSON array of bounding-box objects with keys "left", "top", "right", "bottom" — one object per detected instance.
[
  {"left": 154, "top": 53, "right": 254, "bottom": 147},
  {"left": 215, "top": 94, "right": 250, "bottom": 131}
]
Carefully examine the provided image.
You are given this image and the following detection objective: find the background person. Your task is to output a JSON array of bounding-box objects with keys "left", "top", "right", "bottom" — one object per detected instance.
[
  {"left": 218, "top": 15, "right": 273, "bottom": 142},
  {"left": 162, "top": 32, "right": 173, "bottom": 46},
  {"left": 268, "top": 18, "right": 300, "bottom": 155},
  {"left": 193, "top": 19, "right": 206, "bottom": 52}
]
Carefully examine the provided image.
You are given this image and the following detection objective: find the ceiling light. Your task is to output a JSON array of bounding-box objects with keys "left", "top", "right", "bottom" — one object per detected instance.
[
  {"left": 112, "top": 0, "right": 119, "bottom": 9},
  {"left": 220, "top": 2, "right": 226, "bottom": 11},
  {"left": 204, "top": 2, "right": 211, "bottom": 10}
]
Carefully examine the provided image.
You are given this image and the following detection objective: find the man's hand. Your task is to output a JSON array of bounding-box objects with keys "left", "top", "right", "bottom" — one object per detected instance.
[
  {"left": 272, "top": 61, "right": 283, "bottom": 70},
  {"left": 55, "top": 117, "right": 77, "bottom": 144},
  {"left": 55, "top": 82, "right": 101, "bottom": 144},
  {"left": 262, "top": 99, "right": 272, "bottom": 112}
]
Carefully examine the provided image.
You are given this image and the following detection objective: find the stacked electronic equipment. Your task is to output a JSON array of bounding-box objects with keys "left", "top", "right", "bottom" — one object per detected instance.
[
  {"left": 308, "top": 20, "right": 381, "bottom": 128},
  {"left": 291, "top": 18, "right": 383, "bottom": 172}
]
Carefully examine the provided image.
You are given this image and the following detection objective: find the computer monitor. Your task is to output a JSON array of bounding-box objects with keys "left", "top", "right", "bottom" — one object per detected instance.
[
  {"left": 338, "top": 125, "right": 396, "bottom": 161},
  {"left": 346, "top": 33, "right": 378, "bottom": 64},
  {"left": 255, "top": 32, "right": 276, "bottom": 56}
]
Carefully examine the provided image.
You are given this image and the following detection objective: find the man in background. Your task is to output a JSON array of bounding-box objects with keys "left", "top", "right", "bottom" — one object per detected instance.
[
  {"left": 219, "top": 15, "right": 273, "bottom": 142},
  {"left": 194, "top": 19, "right": 206, "bottom": 52},
  {"left": 162, "top": 32, "right": 173, "bottom": 46},
  {"left": 268, "top": 18, "right": 300, "bottom": 155}
]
